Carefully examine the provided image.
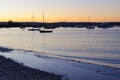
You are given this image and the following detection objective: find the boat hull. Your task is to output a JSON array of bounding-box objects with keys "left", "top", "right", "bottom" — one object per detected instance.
[
  {"left": 39, "top": 30, "right": 53, "bottom": 33},
  {"left": 28, "top": 29, "right": 40, "bottom": 31}
]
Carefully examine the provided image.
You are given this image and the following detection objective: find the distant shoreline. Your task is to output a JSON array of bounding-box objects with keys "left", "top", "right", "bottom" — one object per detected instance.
[{"left": 0, "top": 22, "right": 120, "bottom": 29}]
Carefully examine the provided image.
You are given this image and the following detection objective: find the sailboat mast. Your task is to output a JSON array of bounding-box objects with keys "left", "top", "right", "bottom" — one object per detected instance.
[
  {"left": 79, "top": 17, "right": 81, "bottom": 22},
  {"left": 104, "top": 17, "right": 107, "bottom": 22},
  {"left": 43, "top": 11, "right": 44, "bottom": 24},
  {"left": 39, "top": 11, "right": 53, "bottom": 33},
  {"left": 88, "top": 16, "right": 90, "bottom": 22},
  {"left": 33, "top": 13, "right": 34, "bottom": 23}
]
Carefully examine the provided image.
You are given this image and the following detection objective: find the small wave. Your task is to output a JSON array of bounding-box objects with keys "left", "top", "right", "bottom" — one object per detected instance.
[{"left": 52, "top": 54, "right": 120, "bottom": 69}]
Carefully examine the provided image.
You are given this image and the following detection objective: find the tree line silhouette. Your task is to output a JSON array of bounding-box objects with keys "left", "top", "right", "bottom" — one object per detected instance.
[{"left": 0, "top": 20, "right": 120, "bottom": 29}]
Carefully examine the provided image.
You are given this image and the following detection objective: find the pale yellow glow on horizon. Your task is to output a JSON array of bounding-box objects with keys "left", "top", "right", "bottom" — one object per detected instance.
[{"left": 0, "top": 15, "right": 119, "bottom": 22}]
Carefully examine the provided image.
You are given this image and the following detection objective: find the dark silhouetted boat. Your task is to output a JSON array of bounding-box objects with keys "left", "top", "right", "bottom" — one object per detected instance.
[
  {"left": 98, "top": 23, "right": 113, "bottom": 28},
  {"left": 28, "top": 28, "right": 40, "bottom": 31},
  {"left": 98, "top": 17, "right": 113, "bottom": 29},
  {"left": 75, "top": 25, "right": 83, "bottom": 28},
  {"left": 39, "top": 30, "right": 53, "bottom": 33},
  {"left": 86, "top": 26, "right": 95, "bottom": 29}
]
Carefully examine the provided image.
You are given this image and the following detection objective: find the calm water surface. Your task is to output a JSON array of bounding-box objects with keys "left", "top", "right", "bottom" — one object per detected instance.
[{"left": 0, "top": 27, "right": 120, "bottom": 68}]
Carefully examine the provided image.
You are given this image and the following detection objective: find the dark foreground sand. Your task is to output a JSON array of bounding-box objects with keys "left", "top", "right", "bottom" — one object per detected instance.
[{"left": 0, "top": 47, "right": 62, "bottom": 80}]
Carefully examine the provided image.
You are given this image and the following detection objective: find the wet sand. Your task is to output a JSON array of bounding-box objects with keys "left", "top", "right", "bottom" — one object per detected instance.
[{"left": 0, "top": 47, "right": 62, "bottom": 80}]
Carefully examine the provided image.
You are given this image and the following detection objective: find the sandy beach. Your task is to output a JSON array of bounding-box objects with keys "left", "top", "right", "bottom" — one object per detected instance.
[{"left": 0, "top": 47, "right": 62, "bottom": 80}]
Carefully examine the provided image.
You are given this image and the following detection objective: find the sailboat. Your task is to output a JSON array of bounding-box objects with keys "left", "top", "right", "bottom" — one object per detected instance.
[
  {"left": 86, "top": 16, "right": 95, "bottom": 29},
  {"left": 28, "top": 13, "right": 40, "bottom": 31},
  {"left": 98, "top": 18, "right": 113, "bottom": 28},
  {"left": 39, "top": 11, "right": 53, "bottom": 33}
]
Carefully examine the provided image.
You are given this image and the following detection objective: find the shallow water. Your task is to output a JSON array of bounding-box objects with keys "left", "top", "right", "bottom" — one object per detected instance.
[
  {"left": 0, "top": 27, "right": 120, "bottom": 68},
  {"left": 0, "top": 50, "right": 120, "bottom": 80}
]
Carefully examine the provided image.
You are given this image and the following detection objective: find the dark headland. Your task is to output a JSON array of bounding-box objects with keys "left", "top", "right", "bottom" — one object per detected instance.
[{"left": 0, "top": 47, "right": 62, "bottom": 80}]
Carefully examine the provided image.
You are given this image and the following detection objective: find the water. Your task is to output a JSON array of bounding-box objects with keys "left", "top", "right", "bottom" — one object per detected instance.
[{"left": 0, "top": 27, "right": 120, "bottom": 68}]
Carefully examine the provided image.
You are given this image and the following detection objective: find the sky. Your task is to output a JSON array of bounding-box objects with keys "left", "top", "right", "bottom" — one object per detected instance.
[{"left": 0, "top": 0, "right": 120, "bottom": 22}]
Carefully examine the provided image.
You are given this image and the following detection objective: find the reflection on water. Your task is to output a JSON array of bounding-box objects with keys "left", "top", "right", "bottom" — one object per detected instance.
[{"left": 0, "top": 27, "right": 120, "bottom": 68}]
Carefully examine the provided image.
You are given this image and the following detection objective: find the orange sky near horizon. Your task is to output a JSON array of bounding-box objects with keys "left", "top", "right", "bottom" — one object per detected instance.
[{"left": 0, "top": 0, "right": 120, "bottom": 22}]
